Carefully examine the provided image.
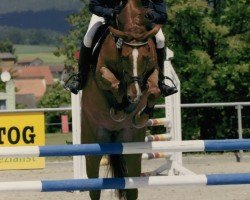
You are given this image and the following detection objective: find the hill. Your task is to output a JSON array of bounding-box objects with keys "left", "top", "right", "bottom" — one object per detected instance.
[
  {"left": 0, "top": 0, "right": 82, "bottom": 14},
  {"left": 0, "top": 10, "right": 74, "bottom": 32},
  {"left": 0, "top": 0, "right": 84, "bottom": 44}
]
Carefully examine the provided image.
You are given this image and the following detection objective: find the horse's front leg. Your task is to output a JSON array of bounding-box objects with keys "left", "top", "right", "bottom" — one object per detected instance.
[
  {"left": 81, "top": 111, "right": 103, "bottom": 200},
  {"left": 121, "top": 154, "right": 142, "bottom": 200},
  {"left": 86, "top": 155, "right": 102, "bottom": 200},
  {"left": 83, "top": 133, "right": 103, "bottom": 200}
]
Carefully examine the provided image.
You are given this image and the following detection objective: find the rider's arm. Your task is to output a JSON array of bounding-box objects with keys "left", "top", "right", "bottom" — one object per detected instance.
[
  {"left": 148, "top": 0, "right": 167, "bottom": 24},
  {"left": 89, "top": 0, "right": 114, "bottom": 19}
]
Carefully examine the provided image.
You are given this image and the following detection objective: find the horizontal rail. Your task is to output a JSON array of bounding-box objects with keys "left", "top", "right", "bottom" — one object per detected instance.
[
  {"left": 181, "top": 102, "right": 250, "bottom": 108},
  {"left": 145, "top": 134, "right": 171, "bottom": 142},
  {"left": 0, "top": 102, "right": 249, "bottom": 113},
  {"left": 0, "top": 139, "right": 249, "bottom": 157},
  {"left": 0, "top": 173, "right": 250, "bottom": 192},
  {"left": 155, "top": 102, "right": 250, "bottom": 109},
  {"left": 0, "top": 107, "right": 72, "bottom": 113},
  {"left": 146, "top": 118, "right": 170, "bottom": 126}
]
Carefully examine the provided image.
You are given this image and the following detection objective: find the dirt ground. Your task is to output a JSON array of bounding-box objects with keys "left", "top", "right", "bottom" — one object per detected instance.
[{"left": 0, "top": 153, "right": 250, "bottom": 200}]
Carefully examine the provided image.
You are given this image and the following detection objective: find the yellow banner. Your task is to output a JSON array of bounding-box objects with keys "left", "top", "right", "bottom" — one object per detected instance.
[{"left": 0, "top": 112, "right": 45, "bottom": 170}]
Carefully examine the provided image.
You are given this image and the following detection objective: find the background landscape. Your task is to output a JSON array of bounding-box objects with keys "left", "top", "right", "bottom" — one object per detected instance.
[
  {"left": 0, "top": 0, "right": 82, "bottom": 45},
  {"left": 0, "top": 0, "right": 249, "bottom": 138}
]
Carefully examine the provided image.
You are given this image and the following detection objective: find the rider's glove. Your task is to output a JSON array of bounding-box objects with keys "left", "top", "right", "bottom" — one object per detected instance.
[
  {"left": 145, "top": 11, "right": 167, "bottom": 24},
  {"left": 106, "top": 3, "right": 125, "bottom": 25},
  {"left": 105, "top": 4, "right": 124, "bottom": 21},
  {"left": 145, "top": 11, "right": 157, "bottom": 22},
  {"left": 113, "top": 3, "right": 125, "bottom": 16}
]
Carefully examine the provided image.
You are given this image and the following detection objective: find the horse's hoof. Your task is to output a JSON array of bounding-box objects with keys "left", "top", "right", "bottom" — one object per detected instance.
[
  {"left": 110, "top": 108, "right": 127, "bottom": 122},
  {"left": 132, "top": 113, "right": 149, "bottom": 129}
]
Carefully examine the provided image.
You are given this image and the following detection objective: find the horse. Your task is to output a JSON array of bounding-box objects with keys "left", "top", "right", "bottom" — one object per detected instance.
[{"left": 81, "top": 0, "right": 162, "bottom": 199}]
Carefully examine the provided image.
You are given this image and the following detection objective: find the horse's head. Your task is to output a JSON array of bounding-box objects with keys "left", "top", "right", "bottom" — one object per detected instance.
[{"left": 119, "top": 42, "right": 158, "bottom": 104}]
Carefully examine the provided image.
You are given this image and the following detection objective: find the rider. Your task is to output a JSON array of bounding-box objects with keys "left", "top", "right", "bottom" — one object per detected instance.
[{"left": 67, "top": 0, "right": 177, "bottom": 96}]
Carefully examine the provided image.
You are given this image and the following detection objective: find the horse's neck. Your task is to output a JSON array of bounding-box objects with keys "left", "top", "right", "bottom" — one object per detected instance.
[
  {"left": 127, "top": 0, "right": 143, "bottom": 8},
  {"left": 119, "top": 0, "right": 147, "bottom": 32}
]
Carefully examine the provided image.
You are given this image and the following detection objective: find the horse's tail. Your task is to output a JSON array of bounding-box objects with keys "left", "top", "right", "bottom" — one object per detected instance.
[{"left": 109, "top": 154, "right": 127, "bottom": 199}]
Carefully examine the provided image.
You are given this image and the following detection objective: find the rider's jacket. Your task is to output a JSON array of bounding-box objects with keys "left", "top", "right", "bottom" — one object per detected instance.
[{"left": 89, "top": 0, "right": 167, "bottom": 24}]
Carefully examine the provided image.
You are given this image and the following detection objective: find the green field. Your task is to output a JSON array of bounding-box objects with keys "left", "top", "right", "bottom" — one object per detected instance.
[
  {"left": 14, "top": 44, "right": 66, "bottom": 65},
  {"left": 45, "top": 133, "right": 72, "bottom": 161},
  {"left": 45, "top": 133, "right": 72, "bottom": 145}
]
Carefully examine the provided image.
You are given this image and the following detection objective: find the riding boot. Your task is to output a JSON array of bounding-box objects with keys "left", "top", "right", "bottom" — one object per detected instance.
[
  {"left": 66, "top": 43, "right": 92, "bottom": 94},
  {"left": 78, "top": 42, "right": 92, "bottom": 87},
  {"left": 157, "top": 48, "right": 178, "bottom": 97}
]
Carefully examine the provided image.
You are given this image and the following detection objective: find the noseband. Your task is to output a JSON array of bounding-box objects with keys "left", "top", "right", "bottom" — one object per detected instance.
[{"left": 123, "top": 41, "right": 148, "bottom": 47}]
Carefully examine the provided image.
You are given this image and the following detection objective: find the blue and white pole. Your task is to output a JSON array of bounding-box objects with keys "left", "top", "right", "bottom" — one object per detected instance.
[
  {"left": 0, "top": 139, "right": 249, "bottom": 158},
  {"left": 0, "top": 174, "right": 250, "bottom": 192}
]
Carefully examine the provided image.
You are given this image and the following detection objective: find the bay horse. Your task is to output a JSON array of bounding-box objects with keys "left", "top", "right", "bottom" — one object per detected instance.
[{"left": 81, "top": 0, "right": 162, "bottom": 199}]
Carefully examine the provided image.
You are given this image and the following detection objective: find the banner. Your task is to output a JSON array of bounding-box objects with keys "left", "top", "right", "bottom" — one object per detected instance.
[{"left": 0, "top": 112, "right": 45, "bottom": 170}]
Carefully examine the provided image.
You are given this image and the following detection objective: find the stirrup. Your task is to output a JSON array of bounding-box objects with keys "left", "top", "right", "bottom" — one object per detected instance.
[
  {"left": 159, "top": 76, "right": 178, "bottom": 97},
  {"left": 64, "top": 74, "right": 82, "bottom": 95}
]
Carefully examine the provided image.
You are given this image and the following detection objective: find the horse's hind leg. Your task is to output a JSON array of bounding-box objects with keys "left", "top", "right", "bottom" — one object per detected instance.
[{"left": 86, "top": 155, "right": 102, "bottom": 200}]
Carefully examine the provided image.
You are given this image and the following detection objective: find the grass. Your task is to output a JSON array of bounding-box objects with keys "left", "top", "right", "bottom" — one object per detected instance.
[
  {"left": 45, "top": 133, "right": 72, "bottom": 145},
  {"left": 14, "top": 44, "right": 66, "bottom": 64},
  {"left": 15, "top": 44, "right": 57, "bottom": 54}
]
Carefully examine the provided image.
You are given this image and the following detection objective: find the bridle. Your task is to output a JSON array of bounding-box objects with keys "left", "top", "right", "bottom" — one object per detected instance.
[{"left": 123, "top": 41, "right": 148, "bottom": 47}]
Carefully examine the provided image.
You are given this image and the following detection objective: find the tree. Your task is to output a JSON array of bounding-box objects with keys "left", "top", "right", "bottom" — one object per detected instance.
[
  {"left": 0, "top": 40, "right": 15, "bottom": 53},
  {"left": 164, "top": 0, "right": 249, "bottom": 139},
  {"left": 38, "top": 81, "right": 71, "bottom": 133},
  {"left": 0, "top": 68, "right": 5, "bottom": 92}
]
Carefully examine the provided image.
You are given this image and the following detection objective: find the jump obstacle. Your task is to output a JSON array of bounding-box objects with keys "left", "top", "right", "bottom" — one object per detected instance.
[
  {"left": 99, "top": 133, "right": 172, "bottom": 165},
  {"left": 0, "top": 139, "right": 250, "bottom": 192},
  {"left": 1, "top": 174, "right": 250, "bottom": 192},
  {"left": 145, "top": 133, "right": 172, "bottom": 142},
  {"left": 0, "top": 139, "right": 250, "bottom": 157}
]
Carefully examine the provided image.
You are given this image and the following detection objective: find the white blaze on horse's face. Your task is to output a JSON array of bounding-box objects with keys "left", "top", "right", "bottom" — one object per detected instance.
[{"left": 129, "top": 48, "right": 142, "bottom": 103}]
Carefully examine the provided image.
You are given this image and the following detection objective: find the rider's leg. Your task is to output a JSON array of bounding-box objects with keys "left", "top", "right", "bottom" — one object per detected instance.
[
  {"left": 68, "top": 15, "right": 105, "bottom": 94},
  {"left": 155, "top": 28, "right": 166, "bottom": 80},
  {"left": 155, "top": 29, "right": 178, "bottom": 97}
]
